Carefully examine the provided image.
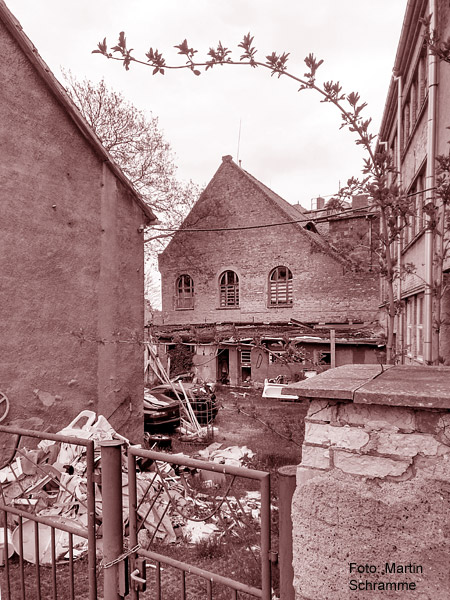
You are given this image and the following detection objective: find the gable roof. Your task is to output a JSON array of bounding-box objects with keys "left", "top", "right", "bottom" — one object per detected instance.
[
  {"left": 175, "top": 155, "right": 349, "bottom": 263},
  {"left": 240, "top": 165, "right": 309, "bottom": 224},
  {"left": 0, "top": 0, "right": 157, "bottom": 225}
]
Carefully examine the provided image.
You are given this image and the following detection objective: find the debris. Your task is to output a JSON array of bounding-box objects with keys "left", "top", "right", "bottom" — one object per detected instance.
[
  {"left": 0, "top": 412, "right": 262, "bottom": 566},
  {"left": 197, "top": 443, "right": 255, "bottom": 467}
]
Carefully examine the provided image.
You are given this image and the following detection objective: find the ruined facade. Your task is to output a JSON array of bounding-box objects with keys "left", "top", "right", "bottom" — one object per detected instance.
[
  {"left": 378, "top": 0, "right": 450, "bottom": 364},
  {"left": 156, "top": 156, "right": 381, "bottom": 385},
  {"left": 0, "top": 3, "right": 156, "bottom": 440}
]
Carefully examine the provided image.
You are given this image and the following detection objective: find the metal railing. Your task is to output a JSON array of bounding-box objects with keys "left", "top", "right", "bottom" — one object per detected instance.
[
  {"left": 0, "top": 425, "right": 97, "bottom": 600},
  {"left": 126, "top": 447, "right": 272, "bottom": 600}
]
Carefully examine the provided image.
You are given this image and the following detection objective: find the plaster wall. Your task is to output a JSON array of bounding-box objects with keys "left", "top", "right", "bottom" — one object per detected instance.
[
  {"left": 0, "top": 20, "right": 145, "bottom": 440},
  {"left": 292, "top": 398, "right": 450, "bottom": 599}
]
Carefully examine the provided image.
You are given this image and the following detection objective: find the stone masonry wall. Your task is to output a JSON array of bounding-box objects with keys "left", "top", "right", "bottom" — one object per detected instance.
[{"left": 292, "top": 398, "right": 450, "bottom": 599}]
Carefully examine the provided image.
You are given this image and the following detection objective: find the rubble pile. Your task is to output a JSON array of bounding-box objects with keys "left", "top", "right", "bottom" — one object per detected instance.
[{"left": 0, "top": 412, "right": 261, "bottom": 565}]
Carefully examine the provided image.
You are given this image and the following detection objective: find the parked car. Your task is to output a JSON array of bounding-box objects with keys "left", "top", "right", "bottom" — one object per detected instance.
[
  {"left": 144, "top": 389, "right": 180, "bottom": 432},
  {"left": 150, "top": 378, "right": 218, "bottom": 425}
]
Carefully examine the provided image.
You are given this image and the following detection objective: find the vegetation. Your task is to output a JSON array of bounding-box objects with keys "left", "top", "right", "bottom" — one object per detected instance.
[
  {"left": 91, "top": 32, "right": 415, "bottom": 363},
  {"left": 63, "top": 72, "right": 201, "bottom": 307},
  {"left": 167, "top": 342, "right": 194, "bottom": 376}
]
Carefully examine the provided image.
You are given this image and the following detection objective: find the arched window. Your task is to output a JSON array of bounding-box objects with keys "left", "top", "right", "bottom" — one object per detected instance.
[
  {"left": 176, "top": 274, "right": 194, "bottom": 309},
  {"left": 219, "top": 270, "right": 239, "bottom": 307},
  {"left": 269, "top": 266, "right": 293, "bottom": 306}
]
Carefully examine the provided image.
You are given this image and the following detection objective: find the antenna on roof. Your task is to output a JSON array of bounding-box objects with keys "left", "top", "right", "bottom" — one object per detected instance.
[{"left": 236, "top": 118, "right": 242, "bottom": 165}]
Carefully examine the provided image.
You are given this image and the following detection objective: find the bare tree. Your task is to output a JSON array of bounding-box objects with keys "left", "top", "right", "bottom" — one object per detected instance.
[
  {"left": 64, "top": 72, "right": 201, "bottom": 309},
  {"left": 64, "top": 72, "right": 200, "bottom": 243}
]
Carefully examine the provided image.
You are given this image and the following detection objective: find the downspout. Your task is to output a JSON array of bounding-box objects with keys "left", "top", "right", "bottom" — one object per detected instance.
[
  {"left": 394, "top": 74, "right": 403, "bottom": 361},
  {"left": 424, "top": 0, "right": 438, "bottom": 364}
]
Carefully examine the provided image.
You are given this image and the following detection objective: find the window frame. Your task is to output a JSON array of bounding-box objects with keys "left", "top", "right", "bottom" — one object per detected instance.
[
  {"left": 405, "top": 292, "right": 424, "bottom": 361},
  {"left": 268, "top": 266, "right": 293, "bottom": 306},
  {"left": 175, "top": 274, "right": 194, "bottom": 310},
  {"left": 219, "top": 270, "right": 240, "bottom": 308}
]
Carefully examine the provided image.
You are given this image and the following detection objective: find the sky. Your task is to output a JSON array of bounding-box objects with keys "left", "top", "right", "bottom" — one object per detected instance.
[{"left": 5, "top": 0, "right": 407, "bottom": 210}]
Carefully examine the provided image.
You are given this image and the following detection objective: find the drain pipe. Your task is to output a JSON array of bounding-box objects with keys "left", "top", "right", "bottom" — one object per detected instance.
[
  {"left": 393, "top": 73, "right": 403, "bottom": 360},
  {"left": 424, "top": 0, "right": 438, "bottom": 364}
]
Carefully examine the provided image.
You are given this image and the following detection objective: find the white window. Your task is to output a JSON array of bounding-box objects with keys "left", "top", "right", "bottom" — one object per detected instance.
[{"left": 405, "top": 293, "right": 424, "bottom": 361}]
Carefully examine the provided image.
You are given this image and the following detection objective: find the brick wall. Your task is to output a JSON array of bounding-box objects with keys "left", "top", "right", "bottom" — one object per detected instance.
[{"left": 159, "top": 159, "right": 379, "bottom": 327}]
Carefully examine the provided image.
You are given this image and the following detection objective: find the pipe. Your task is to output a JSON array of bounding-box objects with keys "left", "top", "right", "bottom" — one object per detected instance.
[
  {"left": 424, "top": 0, "right": 438, "bottom": 363},
  {"left": 394, "top": 75, "right": 403, "bottom": 361},
  {"left": 100, "top": 441, "right": 124, "bottom": 600}
]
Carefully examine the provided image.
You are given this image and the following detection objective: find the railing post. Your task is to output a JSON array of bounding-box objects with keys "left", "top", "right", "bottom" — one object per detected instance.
[
  {"left": 278, "top": 465, "right": 296, "bottom": 600},
  {"left": 260, "top": 472, "right": 271, "bottom": 600},
  {"left": 100, "top": 440, "right": 124, "bottom": 600}
]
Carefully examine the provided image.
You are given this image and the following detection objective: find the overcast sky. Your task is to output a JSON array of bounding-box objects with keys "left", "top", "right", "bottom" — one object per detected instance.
[{"left": 6, "top": 0, "right": 406, "bottom": 210}]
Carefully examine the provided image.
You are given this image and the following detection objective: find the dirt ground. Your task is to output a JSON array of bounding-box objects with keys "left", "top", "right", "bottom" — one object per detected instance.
[{"left": 173, "top": 384, "right": 308, "bottom": 484}]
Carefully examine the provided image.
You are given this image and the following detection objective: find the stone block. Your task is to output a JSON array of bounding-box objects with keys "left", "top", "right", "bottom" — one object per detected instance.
[
  {"left": 415, "top": 410, "right": 443, "bottom": 434},
  {"left": 333, "top": 449, "right": 411, "bottom": 478},
  {"left": 306, "top": 399, "right": 338, "bottom": 423},
  {"left": 375, "top": 432, "right": 441, "bottom": 457},
  {"left": 305, "top": 422, "right": 369, "bottom": 450},
  {"left": 338, "top": 402, "right": 415, "bottom": 432},
  {"left": 301, "top": 444, "right": 331, "bottom": 470}
]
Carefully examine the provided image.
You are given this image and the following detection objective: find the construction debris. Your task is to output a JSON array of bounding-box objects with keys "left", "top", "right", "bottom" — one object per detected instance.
[{"left": 0, "top": 412, "right": 262, "bottom": 565}]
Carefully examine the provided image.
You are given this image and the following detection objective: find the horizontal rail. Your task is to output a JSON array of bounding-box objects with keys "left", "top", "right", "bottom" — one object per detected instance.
[
  {"left": 129, "top": 446, "right": 269, "bottom": 480},
  {"left": 0, "top": 424, "right": 93, "bottom": 447},
  {"left": 139, "top": 548, "right": 262, "bottom": 598},
  {"left": 0, "top": 505, "right": 89, "bottom": 539}
]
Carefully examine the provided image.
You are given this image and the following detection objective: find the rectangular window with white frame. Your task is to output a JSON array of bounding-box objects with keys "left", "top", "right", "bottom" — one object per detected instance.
[{"left": 405, "top": 293, "right": 424, "bottom": 361}]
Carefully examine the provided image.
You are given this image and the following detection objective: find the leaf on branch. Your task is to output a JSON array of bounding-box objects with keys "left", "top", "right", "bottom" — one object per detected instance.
[
  {"left": 92, "top": 38, "right": 108, "bottom": 55},
  {"left": 347, "top": 91, "right": 360, "bottom": 106},
  {"left": 303, "top": 53, "right": 323, "bottom": 83},
  {"left": 265, "top": 50, "right": 290, "bottom": 76},
  {"left": 175, "top": 39, "right": 198, "bottom": 61},
  {"left": 238, "top": 32, "right": 257, "bottom": 63},
  {"left": 146, "top": 47, "right": 166, "bottom": 74}
]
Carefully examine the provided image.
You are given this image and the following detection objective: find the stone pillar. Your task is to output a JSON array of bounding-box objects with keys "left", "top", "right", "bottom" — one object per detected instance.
[{"left": 283, "top": 365, "right": 450, "bottom": 600}]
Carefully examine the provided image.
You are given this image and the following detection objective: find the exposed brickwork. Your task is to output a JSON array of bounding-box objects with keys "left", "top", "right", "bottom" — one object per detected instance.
[{"left": 159, "top": 158, "right": 380, "bottom": 327}]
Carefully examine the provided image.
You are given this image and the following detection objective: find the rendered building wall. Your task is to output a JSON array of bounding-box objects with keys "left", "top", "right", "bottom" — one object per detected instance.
[{"left": 0, "top": 19, "right": 146, "bottom": 441}]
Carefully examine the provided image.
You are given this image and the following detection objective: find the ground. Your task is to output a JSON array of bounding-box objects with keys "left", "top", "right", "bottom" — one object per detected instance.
[{"left": 0, "top": 385, "right": 308, "bottom": 600}]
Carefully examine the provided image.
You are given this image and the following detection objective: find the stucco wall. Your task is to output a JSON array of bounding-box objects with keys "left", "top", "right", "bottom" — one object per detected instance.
[
  {"left": 0, "top": 19, "right": 145, "bottom": 440},
  {"left": 159, "top": 159, "right": 379, "bottom": 327}
]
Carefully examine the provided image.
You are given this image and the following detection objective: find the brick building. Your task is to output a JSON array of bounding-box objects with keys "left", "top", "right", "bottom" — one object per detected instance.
[
  {"left": 0, "top": 2, "right": 156, "bottom": 440},
  {"left": 378, "top": 0, "right": 450, "bottom": 364},
  {"left": 155, "top": 156, "right": 382, "bottom": 385}
]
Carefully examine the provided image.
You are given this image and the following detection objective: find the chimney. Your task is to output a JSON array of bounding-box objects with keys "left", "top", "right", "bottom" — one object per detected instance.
[
  {"left": 222, "top": 155, "right": 233, "bottom": 163},
  {"left": 312, "top": 197, "right": 325, "bottom": 210}
]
